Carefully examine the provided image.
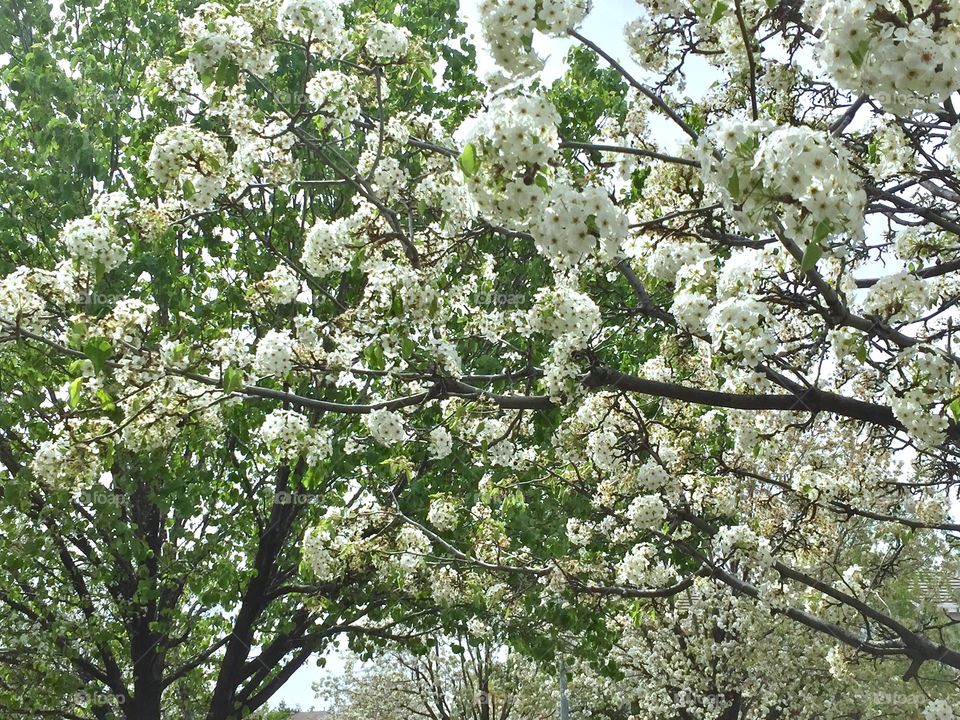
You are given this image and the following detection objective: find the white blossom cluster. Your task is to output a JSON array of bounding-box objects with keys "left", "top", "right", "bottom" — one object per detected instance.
[
  {"left": 476, "top": 0, "right": 589, "bottom": 77},
  {"left": 529, "top": 183, "right": 627, "bottom": 269},
  {"left": 116, "top": 377, "right": 225, "bottom": 453},
  {"left": 617, "top": 542, "right": 675, "bottom": 587},
  {"left": 31, "top": 418, "right": 113, "bottom": 488},
  {"left": 302, "top": 522, "right": 346, "bottom": 581},
  {"left": 147, "top": 125, "right": 228, "bottom": 208},
  {"left": 865, "top": 122, "right": 914, "bottom": 177},
  {"left": 643, "top": 238, "right": 712, "bottom": 283},
  {"left": 810, "top": 0, "right": 960, "bottom": 115},
  {"left": 303, "top": 494, "right": 393, "bottom": 581},
  {"left": 254, "top": 329, "right": 297, "bottom": 377},
  {"left": 464, "top": 93, "right": 627, "bottom": 268},
  {"left": 429, "top": 565, "right": 462, "bottom": 605},
  {"left": 229, "top": 114, "right": 299, "bottom": 186},
  {"left": 585, "top": 427, "right": 619, "bottom": 473},
  {"left": 365, "top": 20, "right": 410, "bottom": 61},
  {"left": 626, "top": 493, "right": 667, "bottom": 530},
  {"left": 890, "top": 387, "right": 950, "bottom": 449},
  {"left": 791, "top": 465, "right": 858, "bottom": 502},
  {"left": 257, "top": 408, "right": 333, "bottom": 464},
  {"left": 860, "top": 271, "right": 932, "bottom": 322},
  {"left": 699, "top": 119, "right": 866, "bottom": 250},
  {"left": 427, "top": 495, "right": 459, "bottom": 531},
  {"left": 180, "top": 2, "right": 275, "bottom": 78},
  {"left": 566, "top": 517, "right": 593, "bottom": 546},
  {"left": 363, "top": 408, "right": 407, "bottom": 446},
  {"left": 257, "top": 408, "right": 309, "bottom": 458},
  {"left": 923, "top": 699, "right": 957, "bottom": 720},
  {"left": 306, "top": 71, "right": 361, "bottom": 133},
  {"left": 253, "top": 264, "right": 301, "bottom": 305},
  {"left": 60, "top": 216, "right": 126, "bottom": 273},
  {"left": 527, "top": 285, "right": 601, "bottom": 346},
  {"left": 713, "top": 524, "right": 773, "bottom": 570},
  {"left": 300, "top": 217, "right": 354, "bottom": 278},
  {"left": 414, "top": 165, "right": 477, "bottom": 236},
  {"left": 612, "top": 578, "right": 845, "bottom": 719},
  {"left": 386, "top": 525, "right": 432, "bottom": 578},
  {"left": 100, "top": 298, "right": 159, "bottom": 348},
  {"left": 428, "top": 426, "right": 453, "bottom": 459},
  {"left": 372, "top": 157, "right": 409, "bottom": 200},
  {"left": 525, "top": 283, "right": 602, "bottom": 397},
  {"left": 277, "top": 0, "right": 352, "bottom": 56},
  {"left": 705, "top": 295, "right": 777, "bottom": 365},
  {"left": 464, "top": 94, "right": 560, "bottom": 213},
  {"left": 0, "top": 269, "right": 53, "bottom": 331}
]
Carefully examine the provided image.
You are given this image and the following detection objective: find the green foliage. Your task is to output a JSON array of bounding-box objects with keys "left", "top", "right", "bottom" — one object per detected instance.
[{"left": 549, "top": 46, "right": 628, "bottom": 146}]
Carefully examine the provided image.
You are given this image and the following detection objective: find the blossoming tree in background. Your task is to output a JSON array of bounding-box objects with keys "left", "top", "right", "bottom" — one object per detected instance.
[
  {"left": 2, "top": 0, "right": 960, "bottom": 717},
  {"left": 315, "top": 637, "right": 575, "bottom": 720}
]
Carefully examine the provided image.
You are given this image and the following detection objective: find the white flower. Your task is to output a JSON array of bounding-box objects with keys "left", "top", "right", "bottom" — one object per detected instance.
[
  {"left": 364, "top": 408, "right": 406, "bottom": 446},
  {"left": 365, "top": 20, "right": 410, "bottom": 61},
  {"left": 699, "top": 119, "right": 865, "bottom": 246},
  {"left": 147, "top": 125, "right": 228, "bottom": 208},
  {"left": 811, "top": 0, "right": 960, "bottom": 115},
  {"left": 861, "top": 272, "right": 932, "bottom": 323},
  {"left": 528, "top": 284, "right": 601, "bottom": 348},
  {"left": 427, "top": 496, "right": 458, "bottom": 531},
  {"left": 277, "top": 0, "right": 352, "bottom": 56},
  {"left": 476, "top": 0, "right": 588, "bottom": 76},
  {"left": 257, "top": 409, "right": 309, "bottom": 459},
  {"left": 617, "top": 543, "right": 656, "bottom": 585},
  {"left": 566, "top": 517, "right": 593, "bottom": 546},
  {"left": 923, "top": 699, "right": 956, "bottom": 720},
  {"left": 706, "top": 295, "right": 777, "bottom": 365},
  {"left": 180, "top": 3, "right": 274, "bottom": 78},
  {"left": 61, "top": 216, "right": 126, "bottom": 272},
  {"left": 627, "top": 494, "right": 667, "bottom": 530},
  {"left": 254, "top": 330, "right": 296, "bottom": 377},
  {"left": 301, "top": 218, "right": 352, "bottom": 278},
  {"left": 428, "top": 426, "right": 453, "bottom": 459},
  {"left": 261, "top": 265, "right": 301, "bottom": 305},
  {"left": 890, "top": 387, "right": 949, "bottom": 449},
  {"left": 306, "top": 71, "right": 360, "bottom": 132}
]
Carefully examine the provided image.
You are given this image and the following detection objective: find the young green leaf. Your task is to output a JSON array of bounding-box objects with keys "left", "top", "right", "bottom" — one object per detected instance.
[
  {"left": 459, "top": 143, "right": 479, "bottom": 177},
  {"left": 68, "top": 377, "right": 83, "bottom": 409},
  {"left": 800, "top": 241, "right": 823, "bottom": 273}
]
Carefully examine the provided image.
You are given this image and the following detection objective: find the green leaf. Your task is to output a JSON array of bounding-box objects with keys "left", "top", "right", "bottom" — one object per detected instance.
[
  {"left": 726, "top": 167, "right": 740, "bottom": 198},
  {"left": 854, "top": 343, "right": 868, "bottom": 365},
  {"left": 214, "top": 59, "right": 240, "bottom": 86},
  {"left": 96, "top": 388, "right": 116, "bottom": 412},
  {"left": 83, "top": 338, "right": 112, "bottom": 374},
  {"left": 365, "top": 343, "right": 385, "bottom": 371},
  {"left": 68, "top": 377, "right": 83, "bottom": 409},
  {"left": 182, "top": 178, "right": 196, "bottom": 201},
  {"left": 222, "top": 367, "right": 245, "bottom": 394},
  {"left": 474, "top": 355, "right": 501, "bottom": 374},
  {"left": 800, "top": 241, "right": 823, "bottom": 273},
  {"left": 849, "top": 39, "right": 871, "bottom": 68},
  {"left": 710, "top": 1, "right": 728, "bottom": 24},
  {"left": 950, "top": 399, "right": 960, "bottom": 421},
  {"left": 813, "top": 218, "right": 833, "bottom": 243},
  {"left": 458, "top": 143, "right": 479, "bottom": 177}
]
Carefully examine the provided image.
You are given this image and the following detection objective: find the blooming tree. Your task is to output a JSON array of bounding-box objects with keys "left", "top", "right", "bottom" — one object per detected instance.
[
  {"left": 315, "top": 638, "right": 568, "bottom": 720},
  {"left": 2, "top": 0, "right": 960, "bottom": 717}
]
